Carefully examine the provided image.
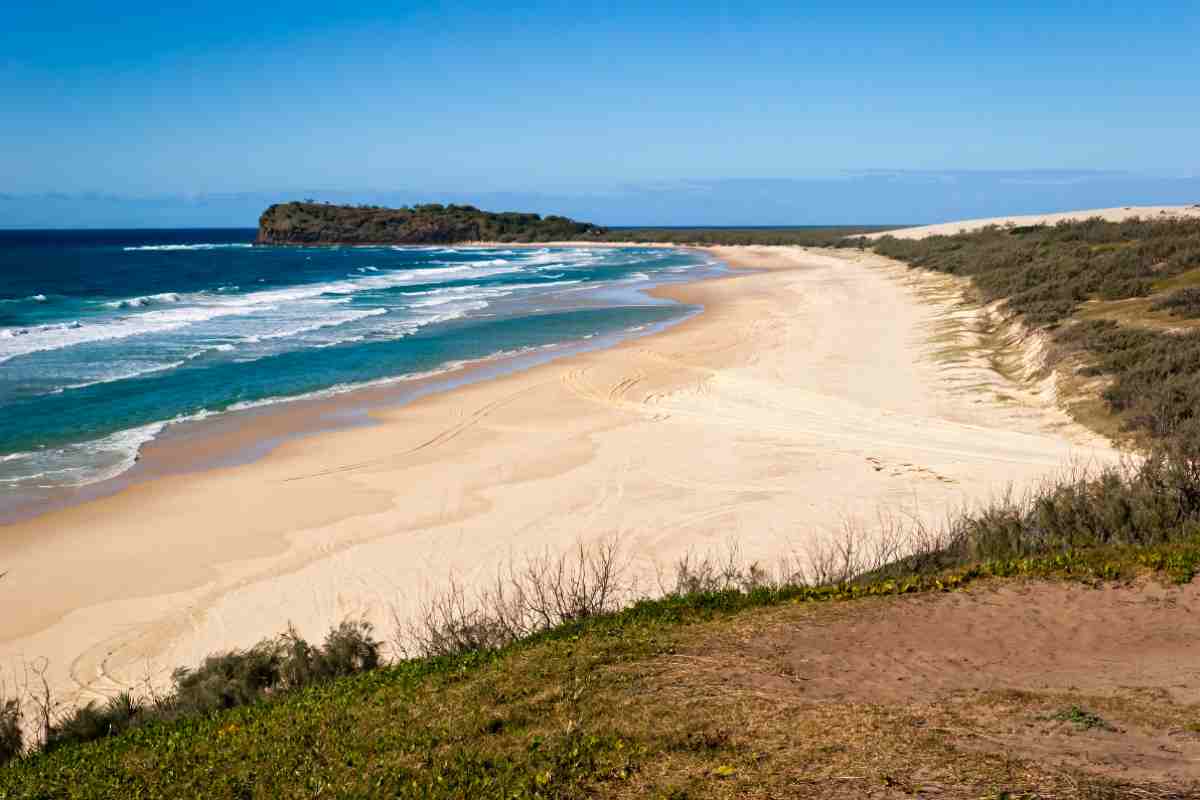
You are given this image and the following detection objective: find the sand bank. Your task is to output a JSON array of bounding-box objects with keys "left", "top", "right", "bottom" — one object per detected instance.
[
  {"left": 0, "top": 246, "right": 1117, "bottom": 707},
  {"left": 869, "top": 204, "right": 1200, "bottom": 240}
]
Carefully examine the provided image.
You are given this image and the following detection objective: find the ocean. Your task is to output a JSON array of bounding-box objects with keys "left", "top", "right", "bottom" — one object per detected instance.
[{"left": 0, "top": 230, "right": 720, "bottom": 502}]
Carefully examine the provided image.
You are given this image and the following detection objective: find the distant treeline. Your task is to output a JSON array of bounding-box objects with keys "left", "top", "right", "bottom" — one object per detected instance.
[
  {"left": 600, "top": 226, "right": 895, "bottom": 246},
  {"left": 872, "top": 217, "right": 1200, "bottom": 445},
  {"left": 256, "top": 202, "right": 605, "bottom": 245}
]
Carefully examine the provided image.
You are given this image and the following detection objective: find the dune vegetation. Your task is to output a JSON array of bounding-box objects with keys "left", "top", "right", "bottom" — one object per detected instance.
[{"left": 870, "top": 217, "right": 1200, "bottom": 446}]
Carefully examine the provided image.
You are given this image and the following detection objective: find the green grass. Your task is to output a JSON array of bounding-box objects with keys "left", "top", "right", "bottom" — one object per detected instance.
[
  {"left": 1050, "top": 707, "right": 1117, "bottom": 732},
  {"left": 2, "top": 541, "right": 1198, "bottom": 799}
]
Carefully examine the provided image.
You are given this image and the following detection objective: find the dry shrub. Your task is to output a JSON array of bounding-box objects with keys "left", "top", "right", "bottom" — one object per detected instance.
[
  {"left": 664, "top": 543, "right": 775, "bottom": 595},
  {"left": 398, "top": 539, "right": 628, "bottom": 658}
]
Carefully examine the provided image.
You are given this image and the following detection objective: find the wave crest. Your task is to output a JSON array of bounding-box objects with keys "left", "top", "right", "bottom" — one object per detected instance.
[
  {"left": 104, "top": 292, "right": 182, "bottom": 309},
  {"left": 122, "top": 243, "right": 253, "bottom": 252}
]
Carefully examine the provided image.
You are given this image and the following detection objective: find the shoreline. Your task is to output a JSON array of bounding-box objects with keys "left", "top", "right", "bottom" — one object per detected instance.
[
  {"left": 0, "top": 245, "right": 1118, "bottom": 711},
  {"left": 0, "top": 243, "right": 719, "bottom": 525}
]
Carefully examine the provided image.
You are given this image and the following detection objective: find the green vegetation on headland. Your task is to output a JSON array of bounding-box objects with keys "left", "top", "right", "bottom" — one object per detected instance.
[
  {"left": 256, "top": 202, "right": 606, "bottom": 244},
  {"left": 7, "top": 216, "right": 1200, "bottom": 798},
  {"left": 255, "top": 200, "right": 898, "bottom": 246}
]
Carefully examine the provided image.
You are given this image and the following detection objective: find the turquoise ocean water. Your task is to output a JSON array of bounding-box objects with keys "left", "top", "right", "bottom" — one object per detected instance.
[{"left": 0, "top": 230, "right": 720, "bottom": 498}]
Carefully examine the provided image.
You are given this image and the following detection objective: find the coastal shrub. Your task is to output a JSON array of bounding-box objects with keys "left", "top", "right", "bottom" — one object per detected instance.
[
  {"left": 875, "top": 219, "right": 1200, "bottom": 442},
  {"left": 45, "top": 693, "right": 142, "bottom": 752},
  {"left": 0, "top": 697, "right": 20, "bottom": 766},
  {"left": 912, "top": 422, "right": 1200, "bottom": 572},
  {"left": 280, "top": 620, "right": 381, "bottom": 688},
  {"left": 872, "top": 217, "right": 1200, "bottom": 326},
  {"left": 1053, "top": 320, "right": 1200, "bottom": 438},
  {"left": 37, "top": 621, "right": 382, "bottom": 753},
  {"left": 401, "top": 540, "right": 627, "bottom": 658},
  {"left": 168, "top": 641, "right": 289, "bottom": 717},
  {"left": 1150, "top": 286, "right": 1200, "bottom": 318},
  {"left": 169, "top": 621, "right": 381, "bottom": 716}
]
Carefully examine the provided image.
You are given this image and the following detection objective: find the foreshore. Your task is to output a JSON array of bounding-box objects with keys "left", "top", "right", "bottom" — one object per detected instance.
[{"left": 0, "top": 245, "right": 1117, "bottom": 708}]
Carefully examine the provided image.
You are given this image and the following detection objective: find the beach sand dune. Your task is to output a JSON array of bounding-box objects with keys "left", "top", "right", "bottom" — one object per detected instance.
[
  {"left": 0, "top": 246, "right": 1117, "bottom": 707},
  {"left": 869, "top": 204, "right": 1200, "bottom": 240}
]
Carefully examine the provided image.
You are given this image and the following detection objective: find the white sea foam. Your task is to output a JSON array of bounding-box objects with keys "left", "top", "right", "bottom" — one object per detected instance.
[
  {"left": 104, "top": 292, "right": 182, "bottom": 309},
  {"left": 402, "top": 284, "right": 511, "bottom": 308},
  {"left": 57, "top": 359, "right": 189, "bottom": 392},
  {"left": 122, "top": 243, "right": 254, "bottom": 252},
  {"left": 410, "top": 299, "right": 491, "bottom": 316},
  {"left": 32, "top": 294, "right": 47, "bottom": 302},
  {"left": 0, "top": 261, "right": 605, "bottom": 363},
  {"left": 401, "top": 279, "right": 582, "bottom": 308},
  {"left": 0, "top": 421, "right": 166, "bottom": 489},
  {"left": 0, "top": 265, "right": 512, "bottom": 363},
  {"left": 0, "top": 306, "right": 278, "bottom": 364},
  {"left": 238, "top": 308, "right": 388, "bottom": 343},
  {"left": 184, "top": 344, "right": 237, "bottom": 361},
  {"left": 314, "top": 335, "right": 366, "bottom": 348},
  {"left": 524, "top": 248, "right": 607, "bottom": 268}
]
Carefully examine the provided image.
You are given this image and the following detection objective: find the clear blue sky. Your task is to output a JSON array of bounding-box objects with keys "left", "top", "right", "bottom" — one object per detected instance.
[{"left": 2, "top": 1, "right": 1198, "bottom": 222}]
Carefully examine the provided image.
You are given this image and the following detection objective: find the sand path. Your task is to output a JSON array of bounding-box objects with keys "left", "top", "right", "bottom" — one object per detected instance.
[
  {"left": 0, "top": 246, "right": 1117, "bottom": 708},
  {"left": 673, "top": 578, "right": 1200, "bottom": 784}
]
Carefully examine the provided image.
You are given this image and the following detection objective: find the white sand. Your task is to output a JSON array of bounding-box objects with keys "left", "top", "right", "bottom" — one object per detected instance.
[
  {"left": 868, "top": 204, "right": 1200, "bottom": 240},
  {"left": 0, "top": 245, "right": 1118, "bottom": 710}
]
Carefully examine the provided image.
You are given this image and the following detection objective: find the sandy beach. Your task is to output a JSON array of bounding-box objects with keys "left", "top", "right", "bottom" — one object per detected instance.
[{"left": 0, "top": 245, "right": 1118, "bottom": 707}]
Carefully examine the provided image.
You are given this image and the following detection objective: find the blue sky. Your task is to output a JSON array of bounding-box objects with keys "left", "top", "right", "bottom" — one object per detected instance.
[{"left": 2, "top": 1, "right": 1198, "bottom": 225}]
